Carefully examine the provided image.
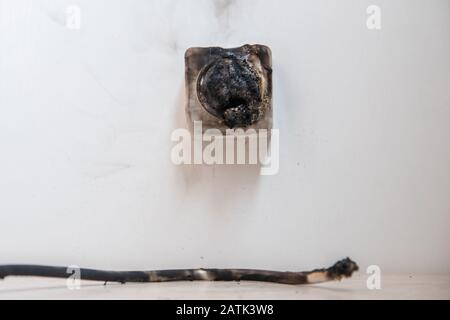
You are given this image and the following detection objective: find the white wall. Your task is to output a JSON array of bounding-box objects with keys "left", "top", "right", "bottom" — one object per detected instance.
[{"left": 0, "top": 0, "right": 449, "bottom": 274}]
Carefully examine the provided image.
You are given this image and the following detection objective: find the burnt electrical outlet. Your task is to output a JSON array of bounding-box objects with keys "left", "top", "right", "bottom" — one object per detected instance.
[{"left": 185, "top": 44, "right": 272, "bottom": 134}]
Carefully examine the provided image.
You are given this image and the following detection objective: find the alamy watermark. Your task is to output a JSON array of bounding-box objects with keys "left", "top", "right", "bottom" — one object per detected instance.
[
  {"left": 66, "top": 265, "right": 81, "bottom": 290},
  {"left": 65, "top": 5, "right": 81, "bottom": 30},
  {"left": 171, "top": 121, "right": 279, "bottom": 175},
  {"left": 366, "top": 5, "right": 381, "bottom": 30},
  {"left": 366, "top": 265, "right": 382, "bottom": 290}
]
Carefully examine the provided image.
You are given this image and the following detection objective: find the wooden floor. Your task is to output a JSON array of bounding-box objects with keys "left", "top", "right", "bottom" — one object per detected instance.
[{"left": 0, "top": 274, "right": 449, "bottom": 300}]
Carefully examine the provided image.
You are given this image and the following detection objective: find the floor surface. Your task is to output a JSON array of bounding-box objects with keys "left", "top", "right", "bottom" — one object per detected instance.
[{"left": 0, "top": 274, "right": 449, "bottom": 300}]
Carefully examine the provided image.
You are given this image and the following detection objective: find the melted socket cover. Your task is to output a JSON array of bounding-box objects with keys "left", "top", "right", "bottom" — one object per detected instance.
[{"left": 185, "top": 44, "right": 272, "bottom": 133}]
